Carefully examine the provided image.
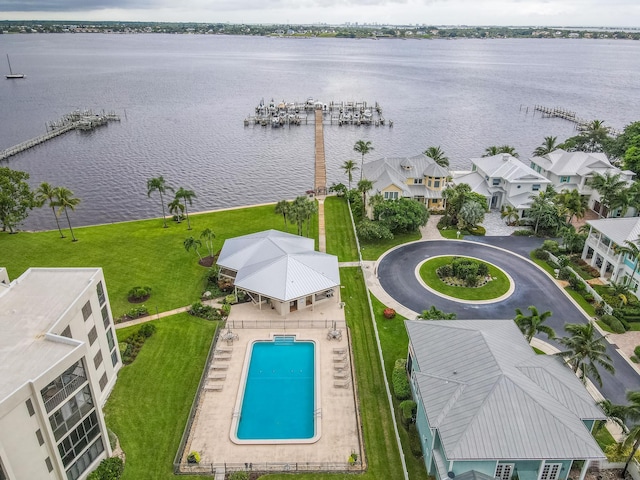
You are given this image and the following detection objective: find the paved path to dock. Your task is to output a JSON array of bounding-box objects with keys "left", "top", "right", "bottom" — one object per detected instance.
[{"left": 315, "top": 108, "right": 328, "bottom": 253}]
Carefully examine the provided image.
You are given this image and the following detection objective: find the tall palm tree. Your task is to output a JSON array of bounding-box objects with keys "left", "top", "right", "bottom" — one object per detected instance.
[
  {"left": 354, "top": 140, "right": 374, "bottom": 181},
  {"left": 588, "top": 172, "right": 628, "bottom": 217},
  {"left": 174, "top": 187, "right": 197, "bottom": 230},
  {"left": 357, "top": 179, "right": 374, "bottom": 216},
  {"left": 341, "top": 159, "right": 359, "bottom": 190},
  {"left": 595, "top": 398, "right": 627, "bottom": 436},
  {"left": 483, "top": 145, "right": 519, "bottom": 158},
  {"left": 275, "top": 200, "right": 290, "bottom": 229},
  {"left": 514, "top": 306, "right": 555, "bottom": 343},
  {"left": 200, "top": 228, "right": 215, "bottom": 258},
  {"left": 532, "top": 136, "right": 558, "bottom": 157},
  {"left": 556, "top": 189, "right": 587, "bottom": 224},
  {"left": 583, "top": 119, "right": 611, "bottom": 153},
  {"left": 621, "top": 391, "right": 640, "bottom": 476},
  {"left": 424, "top": 146, "right": 449, "bottom": 168},
  {"left": 147, "top": 176, "right": 174, "bottom": 228},
  {"left": 183, "top": 236, "right": 203, "bottom": 260},
  {"left": 168, "top": 198, "right": 184, "bottom": 223},
  {"left": 55, "top": 187, "right": 81, "bottom": 242},
  {"left": 556, "top": 322, "right": 615, "bottom": 387},
  {"left": 35, "top": 182, "right": 64, "bottom": 238},
  {"left": 616, "top": 239, "right": 640, "bottom": 287}
]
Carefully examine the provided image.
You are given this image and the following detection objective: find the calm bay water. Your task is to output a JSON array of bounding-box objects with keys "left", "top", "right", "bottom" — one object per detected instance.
[{"left": 1, "top": 35, "right": 639, "bottom": 230}]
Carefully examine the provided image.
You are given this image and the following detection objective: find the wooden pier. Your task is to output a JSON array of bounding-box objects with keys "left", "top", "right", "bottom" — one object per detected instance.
[
  {"left": 314, "top": 109, "right": 327, "bottom": 196},
  {"left": 0, "top": 109, "right": 120, "bottom": 161},
  {"left": 533, "top": 105, "right": 621, "bottom": 136}
]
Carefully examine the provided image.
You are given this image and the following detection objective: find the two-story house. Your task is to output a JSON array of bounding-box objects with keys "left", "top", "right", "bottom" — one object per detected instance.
[
  {"left": 361, "top": 153, "right": 449, "bottom": 212},
  {"left": 452, "top": 154, "right": 550, "bottom": 216},
  {"left": 0, "top": 267, "right": 122, "bottom": 480},
  {"left": 406, "top": 319, "right": 605, "bottom": 480}
]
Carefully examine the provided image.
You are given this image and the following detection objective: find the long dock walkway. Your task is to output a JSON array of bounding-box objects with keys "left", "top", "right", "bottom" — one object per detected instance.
[{"left": 315, "top": 109, "right": 327, "bottom": 253}]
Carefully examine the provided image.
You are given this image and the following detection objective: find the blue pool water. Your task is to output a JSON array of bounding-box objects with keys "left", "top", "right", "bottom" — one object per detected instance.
[{"left": 237, "top": 337, "right": 315, "bottom": 440}]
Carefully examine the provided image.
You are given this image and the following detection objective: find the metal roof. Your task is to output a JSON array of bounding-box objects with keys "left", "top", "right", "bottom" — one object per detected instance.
[
  {"left": 217, "top": 230, "right": 339, "bottom": 302},
  {"left": 472, "top": 154, "right": 550, "bottom": 184},
  {"left": 406, "top": 320, "right": 605, "bottom": 461},
  {"left": 587, "top": 217, "right": 640, "bottom": 246}
]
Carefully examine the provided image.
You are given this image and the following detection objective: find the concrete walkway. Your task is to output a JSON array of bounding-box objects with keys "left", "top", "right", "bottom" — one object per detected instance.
[
  {"left": 114, "top": 299, "right": 223, "bottom": 330},
  {"left": 420, "top": 214, "right": 442, "bottom": 240}
]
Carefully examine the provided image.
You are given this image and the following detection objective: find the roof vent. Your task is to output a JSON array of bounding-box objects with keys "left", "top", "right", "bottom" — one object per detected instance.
[{"left": 502, "top": 154, "right": 509, "bottom": 162}]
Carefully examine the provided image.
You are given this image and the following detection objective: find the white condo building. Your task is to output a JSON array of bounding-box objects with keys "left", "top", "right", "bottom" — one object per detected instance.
[{"left": 0, "top": 267, "right": 122, "bottom": 480}]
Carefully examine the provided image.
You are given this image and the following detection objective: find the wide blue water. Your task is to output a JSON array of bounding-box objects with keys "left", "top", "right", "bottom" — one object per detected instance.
[
  {"left": 237, "top": 339, "right": 314, "bottom": 440},
  {"left": 1, "top": 35, "right": 639, "bottom": 230}
]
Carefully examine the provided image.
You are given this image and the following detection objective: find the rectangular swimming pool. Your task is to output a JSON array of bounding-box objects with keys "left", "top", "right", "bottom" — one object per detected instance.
[{"left": 235, "top": 336, "right": 317, "bottom": 442}]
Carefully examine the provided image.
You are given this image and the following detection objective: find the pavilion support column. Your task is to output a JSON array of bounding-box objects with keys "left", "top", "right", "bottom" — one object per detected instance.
[
  {"left": 578, "top": 459, "right": 590, "bottom": 480},
  {"left": 259, "top": 294, "right": 262, "bottom": 310}
]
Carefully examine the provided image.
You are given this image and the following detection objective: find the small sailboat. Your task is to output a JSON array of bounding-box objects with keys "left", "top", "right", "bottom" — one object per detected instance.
[{"left": 5, "top": 54, "right": 25, "bottom": 79}]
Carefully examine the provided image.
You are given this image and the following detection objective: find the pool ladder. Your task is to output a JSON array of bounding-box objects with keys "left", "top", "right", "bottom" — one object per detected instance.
[
  {"left": 315, "top": 408, "right": 322, "bottom": 418},
  {"left": 232, "top": 410, "right": 240, "bottom": 419}
]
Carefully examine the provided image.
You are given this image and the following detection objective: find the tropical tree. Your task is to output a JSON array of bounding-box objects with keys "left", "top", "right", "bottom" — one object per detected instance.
[
  {"left": 482, "top": 145, "right": 519, "bottom": 158},
  {"left": 354, "top": 140, "right": 374, "bottom": 180},
  {"left": 424, "top": 146, "right": 449, "bottom": 168},
  {"left": 200, "top": 228, "right": 215, "bottom": 258},
  {"left": 616, "top": 239, "right": 640, "bottom": 287},
  {"left": 513, "top": 305, "right": 555, "bottom": 343},
  {"left": 621, "top": 391, "right": 640, "bottom": 476},
  {"left": 35, "top": 182, "right": 64, "bottom": 238},
  {"left": 594, "top": 398, "right": 627, "bottom": 436},
  {"left": 458, "top": 201, "right": 485, "bottom": 229},
  {"left": 500, "top": 205, "right": 519, "bottom": 226},
  {"left": 55, "top": 187, "right": 81, "bottom": 242},
  {"left": 174, "top": 187, "right": 197, "bottom": 230},
  {"left": 275, "top": 200, "right": 290, "bottom": 229},
  {"left": 341, "top": 160, "right": 359, "bottom": 190},
  {"left": 147, "top": 176, "right": 174, "bottom": 228},
  {"left": 417, "top": 306, "right": 457, "bottom": 320},
  {"left": 559, "top": 226, "right": 586, "bottom": 254},
  {"left": 168, "top": 198, "right": 184, "bottom": 223},
  {"left": 532, "top": 136, "right": 559, "bottom": 157},
  {"left": 556, "top": 322, "right": 615, "bottom": 387},
  {"left": 588, "top": 172, "right": 628, "bottom": 217},
  {"left": 288, "top": 196, "right": 317, "bottom": 237},
  {"left": 583, "top": 120, "right": 612, "bottom": 152},
  {"left": 373, "top": 197, "right": 429, "bottom": 234},
  {"left": 357, "top": 179, "right": 374, "bottom": 216},
  {"left": 0, "top": 167, "right": 35, "bottom": 233},
  {"left": 556, "top": 189, "right": 587, "bottom": 224},
  {"left": 183, "top": 236, "right": 203, "bottom": 260},
  {"left": 528, "top": 186, "right": 563, "bottom": 235},
  {"left": 441, "top": 183, "right": 488, "bottom": 227}
]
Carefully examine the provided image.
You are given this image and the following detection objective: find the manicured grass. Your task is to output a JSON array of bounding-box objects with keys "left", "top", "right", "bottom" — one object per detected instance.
[
  {"left": 104, "top": 313, "right": 217, "bottom": 480},
  {"left": 564, "top": 287, "right": 597, "bottom": 317},
  {"left": 418, "top": 256, "right": 510, "bottom": 300},
  {"left": 324, "top": 196, "right": 359, "bottom": 262},
  {"left": 529, "top": 254, "right": 557, "bottom": 277},
  {"left": 594, "top": 423, "right": 617, "bottom": 451},
  {"left": 439, "top": 229, "right": 468, "bottom": 239},
  {"left": 361, "top": 231, "right": 422, "bottom": 261},
  {"left": 0, "top": 205, "right": 317, "bottom": 317},
  {"left": 266, "top": 268, "right": 408, "bottom": 480},
  {"left": 533, "top": 347, "right": 546, "bottom": 354},
  {"left": 596, "top": 320, "right": 615, "bottom": 334}
]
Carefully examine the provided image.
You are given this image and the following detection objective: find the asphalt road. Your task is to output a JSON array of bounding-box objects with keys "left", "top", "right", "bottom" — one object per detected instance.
[{"left": 377, "top": 239, "right": 640, "bottom": 405}]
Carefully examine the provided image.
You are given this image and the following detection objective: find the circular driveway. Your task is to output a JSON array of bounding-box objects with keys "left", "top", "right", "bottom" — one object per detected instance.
[{"left": 377, "top": 239, "right": 640, "bottom": 405}]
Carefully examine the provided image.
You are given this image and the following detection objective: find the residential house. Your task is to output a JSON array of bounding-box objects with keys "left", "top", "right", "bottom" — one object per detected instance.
[
  {"left": 582, "top": 216, "right": 640, "bottom": 286},
  {"left": 406, "top": 319, "right": 605, "bottom": 480},
  {"left": 529, "top": 149, "right": 635, "bottom": 217},
  {"left": 452, "top": 154, "right": 550, "bottom": 216},
  {"left": 217, "top": 230, "right": 340, "bottom": 316},
  {"left": 361, "top": 153, "right": 449, "bottom": 212},
  {"left": 0, "top": 268, "right": 122, "bottom": 480}
]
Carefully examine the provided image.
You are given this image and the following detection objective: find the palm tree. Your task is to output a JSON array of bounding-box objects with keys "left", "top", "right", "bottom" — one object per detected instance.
[
  {"left": 147, "top": 176, "right": 174, "bottom": 228},
  {"left": 500, "top": 205, "right": 519, "bottom": 226},
  {"left": 424, "top": 146, "right": 449, "bottom": 168},
  {"left": 588, "top": 172, "right": 627, "bottom": 217},
  {"left": 583, "top": 119, "right": 611, "bottom": 152},
  {"left": 483, "top": 146, "right": 500, "bottom": 157},
  {"left": 168, "top": 198, "right": 184, "bottom": 223},
  {"left": 357, "top": 179, "right": 374, "bottom": 216},
  {"left": 556, "top": 322, "right": 615, "bottom": 387},
  {"left": 595, "top": 398, "right": 627, "bottom": 436},
  {"left": 532, "top": 136, "right": 558, "bottom": 157},
  {"left": 616, "top": 239, "right": 640, "bottom": 287},
  {"left": 621, "top": 391, "right": 640, "bottom": 476},
  {"left": 417, "top": 306, "right": 457, "bottom": 320},
  {"left": 275, "top": 200, "right": 290, "bottom": 230},
  {"left": 55, "top": 187, "right": 80, "bottom": 242},
  {"left": 200, "top": 228, "right": 215, "bottom": 258},
  {"left": 341, "top": 160, "right": 359, "bottom": 190},
  {"left": 35, "top": 182, "right": 64, "bottom": 238},
  {"left": 354, "top": 140, "right": 374, "bottom": 181},
  {"left": 556, "top": 189, "right": 587, "bottom": 224},
  {"left": 514, "top": 306, "right": 555, "bottom": 343},
  {"left": 483, "top": 145, "right": 519, "bottom": 158},
  {"left": 183, "top": 236, "right": 203, "bottom": 260},
  {"left": 174, "top": 187, "right": 197, "bottom": 230}
]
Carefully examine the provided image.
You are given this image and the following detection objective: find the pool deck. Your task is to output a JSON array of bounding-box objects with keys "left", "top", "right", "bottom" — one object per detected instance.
[{"left": 184, "top": 301, "right": 360, "bottom": 472}]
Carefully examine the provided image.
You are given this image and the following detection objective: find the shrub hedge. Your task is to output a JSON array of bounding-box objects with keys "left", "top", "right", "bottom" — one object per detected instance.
[
  {"left": 392, "top": 359, "right": 411, "bottom": 400},
  {"left": 407, "top": 423, "right": 423, "bottom": 457},
  {"left": 87, "top": 457, "right": 124, "bottom": 480},
  {"left": 399, "top": 400, "right": 417, "bottom": 428}
]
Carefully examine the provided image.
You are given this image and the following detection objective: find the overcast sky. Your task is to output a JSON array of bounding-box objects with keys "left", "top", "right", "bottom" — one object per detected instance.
[{"left": 1, "top": 0, "right": 638, "bottom": 27}]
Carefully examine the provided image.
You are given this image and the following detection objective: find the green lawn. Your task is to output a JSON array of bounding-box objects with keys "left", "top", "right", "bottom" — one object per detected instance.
[
  {"left": 324, "top": 196, "right": 359, "bottom": 262},
  {"left": 361, "top": 231, "right": 422, "bottom": 261},
  {"left": 564, "top": 286, "right": 597, "bottom": 317},
  {"left": 529, "top": 254, "right": 557, "bottom": 277},
  {"left": 418, "top": 256, "right": 510, "bottom": 300},
  {"left": 104, "top": 313, "right": 217, "bottom": 480},
  {"left": 439, "top": 229, "right": 468, "bottom": 239},
  {"left": 1, "top": 205, "right": 317, "bottom": 317}
]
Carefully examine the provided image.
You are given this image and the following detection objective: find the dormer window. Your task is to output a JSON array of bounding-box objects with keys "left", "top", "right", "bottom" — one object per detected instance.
[
  {"left": 492, "top": 178, "right": 500, "bottom": 186},
  {"left": 413, "top": 178, "right": 423, "bottom": 184},
  {"left": 532, "top": 184, "right": 541, "bottom": 191}
]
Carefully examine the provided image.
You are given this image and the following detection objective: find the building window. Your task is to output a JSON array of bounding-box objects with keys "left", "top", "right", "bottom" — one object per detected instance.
[
  {"left": 49, "top": 386, "right": 94, "bottom": 441},
  {"left": 101, "top": 306, "right": 110, "bottom": 329},
  {"left": 81, "top": 301, "right": 92, "bottom": 322},
  {"left": 26, "top": 398, "right": 35, "bottom": 416},
  {"left": 96, "top": 281, "right": 105, "bottom": 306},
  {"left": 65, "top": 438, "right": 104, "bottom": 480},
  {"left": 413, "top": 178, "right": 423, "bottom": 184},
  {"left": 560, "top": 176, "right": 570, "bottom": 183},
  {"left": 58, "top": 411, "right": 101, "bottom": 467},
  {"left": 88, "top": 326, "right": 98, "bottom": 346},
  {"left": 434, "top": 180, "right": 440, "bottom": 188},
  {"left": 530, "top": 162, "right": 536, "bottom": 169},
  {"left": 495, "top": 463, "right": 514, "bottom": 480},
  {"left": 45, "top": 457, "right": 53, "bottom": 473},
  {"left": 99, "top": 373, "right": 108, "bottom": 391},
  {"left": 36, "top": 428, "right": 45, "bottom": 446},
  {"left": 492, "top": 178, "right": 500, "bottom": 186},
  {"left": 532, "top": 184, "right": 541, "bottom": 191},
  {"left": 61, "top": 325, "right": 72, "bottom": 338},
  {"left": 94, "top": 350, "right": 103, "bottom": 369},
  {"left": 106, "top": 329, "right": 115, "bottom": 351},
  {"left": 111, "top": 350, "right": 118, "bottom": 367},
  {"left": 427, "top": 180, "right": 432, "bottom": 187},
  {"left": 383, "top": 191, "right": 399, "bottom": 200},
  {"left": 539, "top": 463, "right": 562, "bottom": 480}
]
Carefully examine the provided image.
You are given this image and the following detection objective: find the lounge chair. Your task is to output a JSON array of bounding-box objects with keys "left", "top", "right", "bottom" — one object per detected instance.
[
  {"left": 211, "top": 364, "right": 229, "bottom": 371},
  {"left": 333, "top": 354, "right": 347, "bottom": 362},
  {"left": 334, "top": 371, "right": 349, "bottom": 379},
  {"left": 333, "top": 347, "right": 347, "bottom": 354},
  {"left": 208, "top": 373, "right": 226, "bottom": 381},
  {"left": 334, "top": 380, "right": 350, "bottom": 388},
  {"left": 205, "top": 384, "right": 223, "bottom": 392},
  {"left": 334, "top": 362, "right": 348, "bottom": 371}
]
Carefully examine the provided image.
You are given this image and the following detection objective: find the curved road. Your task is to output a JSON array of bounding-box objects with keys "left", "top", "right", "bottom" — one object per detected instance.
[{"left": 377, "top": 239, "right": 640, "bottom": 405}]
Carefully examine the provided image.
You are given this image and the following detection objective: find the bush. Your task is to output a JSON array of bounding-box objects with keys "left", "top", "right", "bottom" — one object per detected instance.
[
  {"left": 407, "top": 423, "right": 423, "bottom": 457},
  {"left": 634, "top": 345, "right": 640, "bottom": 358},
  {"left": 383, "top": 307, "right": 396, "bottom": 319},
  {"left": 468, "top": 225, "right": 486, "bottom": 236},
  {"left": 139, "top": 323, "right": 156, "bottom": 338},
  {"left": 601, "top": 314, "right": 626, "bottom": 334},
  {"left": 513, "top": 229, "right": 533, "bottom": 236},
  {"left": 189, "top": 301, "right": 221, "bottom": 321},
  {"left": 128, "top": 285, "right": 151, "bottom": 301},
  {"left": 437, "top": 215, "right": 454, "bottom": 229},
  {"left": 533, "top": 248, "right": 549, "bottom": 260},
  {"left": 120, "top": 324, "right": 157, "bottom": 365},
  {"left": 187, "top": 451, "right": 201, "bottom": 464},
  {"left": 392, "top": 359, "right": 411, "bottom": 400},
  {"left": 229, "top": 472, "right": 249, "bottom": 480},
  {"left": 568, "top": 275, "right": 586, "bottom": 292},
  {"left": 399, "top": 400, "right": 417, "bottom": 428},
  {"left": 542, "top": 240, "right": 559, "bottom": 254},
  {"left": 87, "top": 457, "right": 124, "bottom": 480},
  {"left": 558, "top": 267, "right": 573, "bottom": 281},
  {"left": 348, "top": 453, "right": 359, "bottom": 465}
]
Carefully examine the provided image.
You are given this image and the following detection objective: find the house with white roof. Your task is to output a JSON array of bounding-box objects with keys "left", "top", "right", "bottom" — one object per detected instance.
[
  {"left": 217, "top": 230, "right": 340, "bottom": 316},
  {"left": 582, "top": 217, "right": 640, "bottom": 286},
  {"left": 529, "top": 149, "right": 635, "bottom": 217},
  {"left": 0, "top": 268, "right": 121, "bottom": 480},
  {"left": 361, "top": 153, "right": 449, "bottom": 212},
  {"left": 406, "top": 319, "right": 605, "bottom": 480},
  {"left": 452, "top": 154, "right": 550, "bottom": 216}
]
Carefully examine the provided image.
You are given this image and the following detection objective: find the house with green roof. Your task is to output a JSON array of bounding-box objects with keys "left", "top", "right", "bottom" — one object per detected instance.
[{"left": 405, "top": 320, "right": 605, "bottom": 480}]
